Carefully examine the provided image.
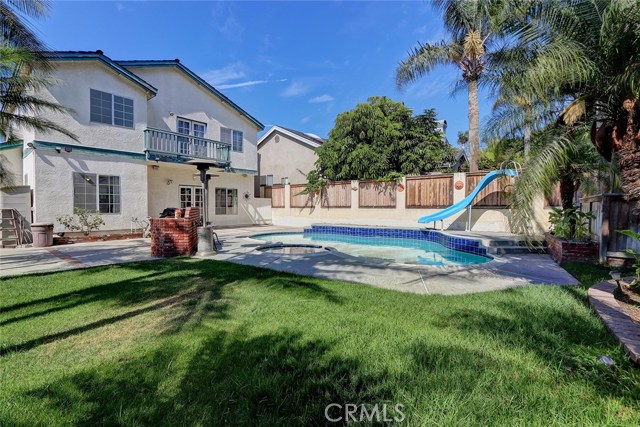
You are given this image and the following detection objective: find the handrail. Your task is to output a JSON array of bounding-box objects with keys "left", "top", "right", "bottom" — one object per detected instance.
[{"left": 144, "top": 128, "right": 231, "bottom": 162}]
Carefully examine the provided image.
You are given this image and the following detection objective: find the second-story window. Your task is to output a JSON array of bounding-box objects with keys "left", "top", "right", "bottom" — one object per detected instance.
[
  {"left": 177, "top": 118, "right": 207, "bottom": 156},
  {"left": 221, "top": 127, "right": 243, "bottom": 152},
  {"left": 90, "top": 89, "right": 134, "bottom": 128}
]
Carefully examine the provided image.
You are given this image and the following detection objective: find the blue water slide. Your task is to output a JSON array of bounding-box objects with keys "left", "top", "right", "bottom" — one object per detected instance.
[{"left": 418, "top": 169, "right": 519, "bottom": 225}]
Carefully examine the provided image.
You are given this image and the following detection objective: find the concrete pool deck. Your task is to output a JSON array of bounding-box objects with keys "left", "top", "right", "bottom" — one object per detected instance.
[{"left": 0, "top": 225, "right": 579, "bottom": 295}]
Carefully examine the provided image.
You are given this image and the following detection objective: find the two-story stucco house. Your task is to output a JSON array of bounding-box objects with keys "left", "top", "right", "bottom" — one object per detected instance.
[
  {"left": 256, "top": 126, "right": 325, "bottom": 191},
  {"left": 17, "top": 50, "right": 266, "bottom": 232}
]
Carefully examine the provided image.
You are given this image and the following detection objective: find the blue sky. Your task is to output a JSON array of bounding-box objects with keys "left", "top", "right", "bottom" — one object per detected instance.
[{"left": 37, "top": 0, "right": 493, "bottom": 143}]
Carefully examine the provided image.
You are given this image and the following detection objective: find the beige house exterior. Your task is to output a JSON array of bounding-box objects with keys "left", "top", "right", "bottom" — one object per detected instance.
[
  {"left": 256, "top": 126, "right": 324, "bottom": 191},
  {"left": 7, "top": 50, "right": 271, "bottom": 232}
]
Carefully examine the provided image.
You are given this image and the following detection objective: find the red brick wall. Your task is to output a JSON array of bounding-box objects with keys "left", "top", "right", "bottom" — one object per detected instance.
[
  {"left": 545, "top": 233, "right": 599, "bottom": 264},
  {"left": 150, "top": 207, "right": 200, "bottom": 257}
]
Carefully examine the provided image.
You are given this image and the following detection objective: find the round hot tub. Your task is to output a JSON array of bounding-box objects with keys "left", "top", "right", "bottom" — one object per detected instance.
[{"left": 256, "top": 243, "right": 330, "bottom": 255}]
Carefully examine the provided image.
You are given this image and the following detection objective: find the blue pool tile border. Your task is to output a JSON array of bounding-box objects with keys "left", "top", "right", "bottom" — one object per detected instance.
[{"left": 303, "top": 225, "right": 488, "bottom": 257}]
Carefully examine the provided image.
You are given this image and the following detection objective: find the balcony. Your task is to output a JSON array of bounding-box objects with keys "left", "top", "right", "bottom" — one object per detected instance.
[{"left": 144, "top": 128, "right": 231, "bottom": 164}]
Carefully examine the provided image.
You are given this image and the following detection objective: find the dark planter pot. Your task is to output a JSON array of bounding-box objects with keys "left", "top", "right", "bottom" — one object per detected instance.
[{"left": 545, "top": 233, "right": 599, "bottom": 264}]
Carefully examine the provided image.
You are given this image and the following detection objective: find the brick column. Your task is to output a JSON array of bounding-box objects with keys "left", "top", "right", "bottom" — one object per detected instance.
[{"left": 150, "top": 206, "right": 200, "bottom": 257}]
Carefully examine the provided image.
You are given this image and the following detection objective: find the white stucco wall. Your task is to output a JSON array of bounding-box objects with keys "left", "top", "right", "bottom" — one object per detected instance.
[
  {"left": 32, "top": 147, "right": 148, "bottom": 232},
  {"left": 31, "top": 61, "right": 149, "bottom": 152},
  {"left": 0, "top": 146, "right": 23, "bottom": 187},
  {"left": 258, "top": 131, "right": 317, "bottom": 184},
  {"left": 123, "top": 67, "right": 259, "bottom": 171},
  {"left": 146, "top": 162, "right": 269, "bottom": 226}
]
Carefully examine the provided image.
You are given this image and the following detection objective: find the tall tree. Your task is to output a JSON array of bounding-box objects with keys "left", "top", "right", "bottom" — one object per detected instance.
[
  {"left": 0, "top": 1, "right": 76, "bottom": 185},
  {"left": 396, "top": 0, "right": 517, "bottom": 172},
  {"left": 314, "top": 97, "right": 454, "bottom": 180},
  {"left": 509, "top": 0, "right": 640, "bottom": 208}
]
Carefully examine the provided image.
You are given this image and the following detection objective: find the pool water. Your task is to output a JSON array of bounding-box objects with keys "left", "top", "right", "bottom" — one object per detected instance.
[{"left": 252, "top": 232, "right": 491, "bottom": 266}]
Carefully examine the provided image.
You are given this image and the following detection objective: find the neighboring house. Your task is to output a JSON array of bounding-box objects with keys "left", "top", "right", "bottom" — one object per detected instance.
[
  {"left": 15, "top": 50, "right": 265, "bottom": 231},
  {"left": 256, "top": 126, "right": 324, "bottom": 193}
]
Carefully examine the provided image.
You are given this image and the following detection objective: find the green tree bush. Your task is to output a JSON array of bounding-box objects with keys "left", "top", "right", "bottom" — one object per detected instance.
[{"left": 314, "top": 97, "right": 455, "bottom": 181}]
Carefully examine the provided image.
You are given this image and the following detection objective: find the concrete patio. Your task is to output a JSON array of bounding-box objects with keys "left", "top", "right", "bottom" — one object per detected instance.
[{"left": 0, "top": 225, "right": 579, "bottom": 295}]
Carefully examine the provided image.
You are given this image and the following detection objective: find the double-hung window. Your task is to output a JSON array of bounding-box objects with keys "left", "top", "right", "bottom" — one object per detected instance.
[
  {"left": 177, "top": 118, "right": 207, "bottom": 156},
  {"left": 73, "top": 172, "right": 121, "bottom": 213},
  {"left": 221, "top": 127, "right": 243, "bottom": 152},
  {"left": 215, "top": 188, "right": 237, "bottom": 215},
  {"left": 90, "top": 89, "right": 134, "bottom": 128}
]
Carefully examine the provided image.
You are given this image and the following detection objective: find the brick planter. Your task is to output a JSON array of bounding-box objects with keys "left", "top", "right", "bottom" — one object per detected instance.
[
  {"left": 545, "top": 233, "right": 598, "bottom": 263},
  {"left": 53, "top": 232, "right": 143, "bottom": 245},
  {"left": 150, "top": 207, "right": 200, "bottom": 257}
]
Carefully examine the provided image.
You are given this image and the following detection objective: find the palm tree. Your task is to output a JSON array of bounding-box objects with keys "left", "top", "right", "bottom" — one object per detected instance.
[
  {"left": 0, "top": 1, "right": 77, "bottom": 184},
  {"left": 396, "top": 0, "right": 520, "bottom": 172},
  {"left": 511, "top": 0, "right": 640, "bottom": 208},
  {"left": 0, "top": 46, "right": 75, "bottom": 142},
  {"left": 1, "top": 0, "right": 49, "bottom": 51}
]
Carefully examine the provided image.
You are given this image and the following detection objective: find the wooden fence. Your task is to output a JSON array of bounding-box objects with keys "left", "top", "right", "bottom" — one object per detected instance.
[
  {"left": 290, "top": 184, "right": 313, "bottom": 208},
  {"left": 322, "top": 182, "right": 351, "bottom": 208},
  {"left": 406, "top": 174, "right": 453, "bottom": 208},
  {"left": 466, "top": 172, "right": 514, "bottom": 207},
  {"left": 270, "top": 185, "right": 285, "bottom": 208},
  {"left": 359, "top": 180, "right": 396, "bottom": 208},
  {"left": 582, "top": 193, "right": 640, "bottom": 261}
]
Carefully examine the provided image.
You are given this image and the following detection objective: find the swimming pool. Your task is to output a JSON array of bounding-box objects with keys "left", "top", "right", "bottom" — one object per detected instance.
[{"left": 251, "top": 228, "right": 492, "bottom": 266}]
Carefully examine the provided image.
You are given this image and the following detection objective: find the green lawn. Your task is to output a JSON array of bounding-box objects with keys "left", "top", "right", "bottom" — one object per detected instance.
[{"left": 1, "top": 259, "right": 639, "bottom": 426}]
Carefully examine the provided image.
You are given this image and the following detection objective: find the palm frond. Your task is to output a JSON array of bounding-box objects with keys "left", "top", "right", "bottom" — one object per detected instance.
[{"left": 396, "top": 41, "right": 461, "bottom": 89}]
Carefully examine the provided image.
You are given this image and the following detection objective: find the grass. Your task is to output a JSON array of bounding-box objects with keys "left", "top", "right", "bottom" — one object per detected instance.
[{"left": 0, "top": 259, "right": 639, "bottom": 426}]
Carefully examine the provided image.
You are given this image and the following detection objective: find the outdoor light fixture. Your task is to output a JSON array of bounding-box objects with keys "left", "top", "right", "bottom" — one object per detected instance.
[
  {"left": 26, "top": 142, "right": 35, "bottom": 149},
  {"left": 55, "top": 146, "right": 62, "bottom": 153},
  {"left": 167, "top": 179, "right": 174, "bottom": 185}
]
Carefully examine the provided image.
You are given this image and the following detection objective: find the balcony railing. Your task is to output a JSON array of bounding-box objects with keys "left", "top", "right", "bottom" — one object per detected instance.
[{"left": 144, "top": 127, "right": 231, "bottom": 163}]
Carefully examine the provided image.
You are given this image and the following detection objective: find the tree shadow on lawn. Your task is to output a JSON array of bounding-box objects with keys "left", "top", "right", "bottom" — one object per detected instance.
[
  {"left": 429, "top": 288, "right": 640, "bottom": 400},
  {"left": 23, "top": 331, "right": 395, "bottom": 426},
  {"left": 0, "top": 259, "right": 341, "bottom": 356}
]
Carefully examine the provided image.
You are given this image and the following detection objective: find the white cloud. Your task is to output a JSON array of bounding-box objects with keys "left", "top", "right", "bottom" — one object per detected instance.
[
  {"left": 309, "top": 94, "right": 334, "bottom": 104},
  {"left": 201, "top": 62, "right": 246, "bottom": 85},
  {"left": 217, "top": 78, "right": 287, "bottom": 90},
  {"left": 281, "top": 82, "right": 310, "bottom": 98},
  {"left": 301, "top": 116, "right": 311, "bottom": 124},
  {"left": 212, "top": 2, "right": 244, "bottom": 42}
]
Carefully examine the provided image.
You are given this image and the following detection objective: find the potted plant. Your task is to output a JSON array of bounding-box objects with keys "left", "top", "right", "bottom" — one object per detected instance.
[{"left": 545, "top": 207, "right": 597, "bottom": 263}]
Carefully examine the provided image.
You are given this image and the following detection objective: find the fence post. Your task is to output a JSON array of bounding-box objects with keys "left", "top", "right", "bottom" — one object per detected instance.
[
  {"left": 453, "top": 172, "right": 466, "bottom": 204},
  {"left": 599, "top": 194, "right": 610, "bottom": 263},
  {"left": 396, "top": 177, "right": 406, "bottom": 214},
  {"left": 284, "top": 183, "right": 291, "bottom": 212},
  {"left": 351, "top": 180, "right": 359, "bottom": 211}
]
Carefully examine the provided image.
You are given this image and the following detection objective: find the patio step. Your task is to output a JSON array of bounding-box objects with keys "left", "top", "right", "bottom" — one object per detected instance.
[{"left": 487, "top": 245, "right": 547, "bottom": 255}]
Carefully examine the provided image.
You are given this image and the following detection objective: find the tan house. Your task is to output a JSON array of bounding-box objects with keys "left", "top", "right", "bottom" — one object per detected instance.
[{"left": 256, "top": 126, "right": 325, "bottom": 194}]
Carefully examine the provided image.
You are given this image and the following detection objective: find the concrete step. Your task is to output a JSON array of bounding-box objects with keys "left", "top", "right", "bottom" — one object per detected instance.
[
  {"left": 486, "top": 239, "right": 544, "bottom": 247},
  {"left": 488, "top": 245, "right": 547, "bottom": 255}
]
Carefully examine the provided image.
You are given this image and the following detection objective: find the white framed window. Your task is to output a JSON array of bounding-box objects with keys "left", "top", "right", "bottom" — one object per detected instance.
[
  {"left": 177, "top": 118, "right": 207, "bottom": 156},
  {"left": 90, "top": 89, "right": 134, "bottom": 128},
  {"left": 179, "top": 185, "right": 203, "bottom": 220},
  {"left": 260, "top": 175, "right": 273, "bottom": 186},
  {"left": 221, "top": 127, "right": 243, "bottom": 152},
  {"left": 215, "top": 188, "right": 237, "bottom": 215},
  {"left": 73, "top": 172, "right": 121, "bottom": 213}
]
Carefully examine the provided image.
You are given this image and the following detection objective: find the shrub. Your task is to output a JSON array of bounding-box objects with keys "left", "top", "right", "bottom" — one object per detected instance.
[
  {"left": 548, "top": 207, "right": 595, "bottom": 242},
  {"left": 618, "top": 229, "right": 640, "bottom": 285},
  {"left": 56, "top": 208, "right": 106, "bottom": 235}
]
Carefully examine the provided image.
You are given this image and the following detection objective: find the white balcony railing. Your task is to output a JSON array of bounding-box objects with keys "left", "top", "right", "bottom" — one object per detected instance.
[{"left": 144, "top": 127, "right": 231, "bottom": 163}]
